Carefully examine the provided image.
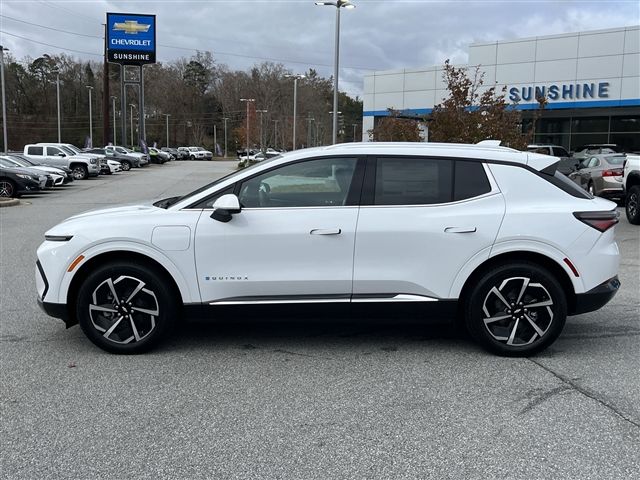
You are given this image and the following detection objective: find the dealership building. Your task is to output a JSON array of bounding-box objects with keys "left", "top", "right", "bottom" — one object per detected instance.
[{"left": 362, "top": 26, "right": 640, "bottom": 151}]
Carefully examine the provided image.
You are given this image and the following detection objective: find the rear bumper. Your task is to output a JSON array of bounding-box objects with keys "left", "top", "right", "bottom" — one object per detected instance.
[{"left": 571, "top": 276, "right": 620, "bottom": 315}]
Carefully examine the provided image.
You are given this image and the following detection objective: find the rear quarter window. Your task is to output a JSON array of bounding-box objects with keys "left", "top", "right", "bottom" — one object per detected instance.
[
  {"left": 454, "top": 161, "right": 492, "bottom": 201},
  {"left": 27, "top": 146, "right": 44, "bottom": 155}
]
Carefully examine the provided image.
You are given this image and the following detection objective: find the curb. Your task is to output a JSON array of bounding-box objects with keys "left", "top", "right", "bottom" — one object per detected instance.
[{"left": 0, "top": 198, "right": 20, "bottom": 208}]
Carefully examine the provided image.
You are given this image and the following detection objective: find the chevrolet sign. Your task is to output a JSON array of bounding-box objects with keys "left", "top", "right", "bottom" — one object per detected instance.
[{"left": 107, "top": 13, "right": 156, "bottom": 65}]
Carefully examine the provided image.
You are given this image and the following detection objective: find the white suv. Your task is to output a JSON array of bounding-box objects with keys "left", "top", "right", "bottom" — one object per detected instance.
[{"left": 35, "top": 142, "right": 621, "bottom": 356}]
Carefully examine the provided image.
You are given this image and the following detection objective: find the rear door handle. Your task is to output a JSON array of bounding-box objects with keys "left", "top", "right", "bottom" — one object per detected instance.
[
  {"left": 444, "top": 226, "right": 477, "bottom": 233},
  {"left": 310, "top": 228, "right": 341, "bottom": 235}
]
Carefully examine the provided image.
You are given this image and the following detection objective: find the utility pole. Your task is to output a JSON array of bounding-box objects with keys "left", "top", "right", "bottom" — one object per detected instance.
[
  {"left": 257, "top": 109, "right": 267, "bottom": 152},
  {"left": 273, "top": 119, "right": 279, "bottom": 150},
  {"left": 306, "top": 114, "right": 314, "bottom": 148},
  {"left": 111, "top": 96, "right": 117, "bottom": 145},
  {"left": 55, "top": 70, "right": 61, "bottom": 143},
  {"left": 352, "top": 123, "right": 357, "bottom": 142},
  {"left": 129, "top": 103, "right": 136, "bottom": 148},
  {"left": 222, "top": 117, "right": 229, "bottom": 158},
  {"left": 163, "top": 113, "right": 170, "bottom": 148},
  {"left": 103, "top": 23, "right": 109, "bottom": 145},
  {"left": 86, "top": 85, "right": 94, "bottom": 147},
  {"left": 240, "top": 98, "right": 255, "bottom": 157},
  {"left": 0, "top": 45, "right": 7, "bottom": 152},
  {"left": 285, "top": 74, "right": 305, "bottom": 150}
]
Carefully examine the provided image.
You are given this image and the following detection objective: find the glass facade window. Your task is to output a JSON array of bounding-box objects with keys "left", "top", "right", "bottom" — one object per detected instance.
[
  {"left": 571, "top": 117, "right": 609, "bottom": 133},
  {"left": 611, "top": 116, "right": 640, "bottom": 133}
]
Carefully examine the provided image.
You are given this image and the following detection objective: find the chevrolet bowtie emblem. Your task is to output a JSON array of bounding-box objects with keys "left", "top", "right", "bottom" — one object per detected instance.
[{"left": 113, "top": 20, "right": 150, "bottom": 34}]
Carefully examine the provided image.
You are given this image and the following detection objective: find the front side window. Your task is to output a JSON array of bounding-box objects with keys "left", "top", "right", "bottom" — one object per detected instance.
[
  {"left": 47, "top": 147, "right": 64, "bottom": 156},
  {"left": 554, "top": 147, "right": 570, "bottom": 157},
  {"left": 239, "top": 157, "right": 357, "bottom": 208}
]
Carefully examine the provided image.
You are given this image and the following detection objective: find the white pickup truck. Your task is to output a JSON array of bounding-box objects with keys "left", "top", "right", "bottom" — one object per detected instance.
[
  {"left": 623, "top": 154, "right": 640, "bottom": 224},
  {"left": 23, "top": 144, "right": 100, "bottom": 180}
]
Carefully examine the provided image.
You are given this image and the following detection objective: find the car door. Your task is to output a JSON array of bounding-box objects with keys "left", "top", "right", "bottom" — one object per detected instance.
[
  {"left": 44, "top": 146, "right": 67, "bottom": 168},
  {"left": 193, "top": 156, "right": 364, "bottom": 304},
  {"left": 352, "top": 156, "right": 505, "bottom": 301}
]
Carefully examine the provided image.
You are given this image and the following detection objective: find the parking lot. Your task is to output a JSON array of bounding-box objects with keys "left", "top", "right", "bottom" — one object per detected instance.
[{"left": 1, "top": 160, "right": 639, "bottom": 479}]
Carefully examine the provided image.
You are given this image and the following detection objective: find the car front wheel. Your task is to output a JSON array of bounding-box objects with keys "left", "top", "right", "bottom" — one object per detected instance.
[
  {"left": 121, "top": 161, "right": 131, "bottom": 171},
  {"left": 465, "top": 262, "right": 567, "bottom": 356},
  {"left": 76, "top": 262, "right": 178, "bottom": 354},
  {"left": 626, "top": 185, "right": 640, "bottom": 225},
  {"left": 71, "top": 165, "right": 89, "bottom": 180},
  {"left": 0, "top": 179, "right": 16, "bottom": 198}
]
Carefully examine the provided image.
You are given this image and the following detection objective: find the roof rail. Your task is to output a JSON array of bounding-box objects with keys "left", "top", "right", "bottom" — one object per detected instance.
[{"left": 476, "top": 140, "right": 501, "bottom": 147}]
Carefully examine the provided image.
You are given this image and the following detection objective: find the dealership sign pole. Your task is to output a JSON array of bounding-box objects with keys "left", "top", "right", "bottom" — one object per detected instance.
[{"left": 106, "top": 13, "right": 156, "bottom": 149}]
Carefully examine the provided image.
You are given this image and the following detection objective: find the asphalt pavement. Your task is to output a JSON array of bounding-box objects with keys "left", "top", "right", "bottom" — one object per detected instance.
[{"left": 1, "top": 160, "right": 639, "bottom": 480}]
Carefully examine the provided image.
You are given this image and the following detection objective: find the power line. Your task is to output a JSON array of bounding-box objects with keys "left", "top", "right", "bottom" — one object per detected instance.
[
  {"left": 0, "top": 31, "right": 103, "bottom": 57},
  {"left": 0, "top": 15, "right": 102, "bottom": 39}
]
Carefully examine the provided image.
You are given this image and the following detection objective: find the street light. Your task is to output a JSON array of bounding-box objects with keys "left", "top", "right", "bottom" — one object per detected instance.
[
  {"left": 257, "top": 109, "right": 268, "bottom": 152},
  {"left": 163, "top": 113, "right": 171, "bottom": 148},
  {"left": 222, "top": 117, "right": 229, "bottom": 158},
  {"left": 284, "top": 73, "right": 305, "bottom": 150},
  {"left": 110, "top": 96, "right": 117, "bottom": 145},
  {"left": 53, "top": 69, "right": 61, "bottom": 143},
  {"left": 1, "top": 45, "right": 9, "bottom": 152},
  {"left": 129, "top": 103, "right": 137, "bottom": 148},
  {"left": 85, "top": 85, "right": 94, "bottom": 147},
  {"left": 240, "top": 98, "right": 255, "bottom": 157},
  {"left": 315, "top": 0, "right": 355, "bottom": 144}
]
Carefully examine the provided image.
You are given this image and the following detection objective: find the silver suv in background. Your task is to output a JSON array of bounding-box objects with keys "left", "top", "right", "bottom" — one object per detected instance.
[{"left": 23, "top": 144, "right": 100, "bottom": 180}]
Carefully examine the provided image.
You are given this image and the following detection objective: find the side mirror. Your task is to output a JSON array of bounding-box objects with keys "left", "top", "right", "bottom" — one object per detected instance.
[
  {"left": 210, "top": 194, "right": 241, "bottom": 223},
  {"left": 57, "top": 153, "right": 66, "bottom": 157}
]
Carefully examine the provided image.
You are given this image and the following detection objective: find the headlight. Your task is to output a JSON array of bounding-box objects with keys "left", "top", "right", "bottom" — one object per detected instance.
[
  {"left": 16, "top": 174, "right": 33, "bottom": 179},
  {"left": 90, "top": 159, "right": 97, "bottom": 164}
]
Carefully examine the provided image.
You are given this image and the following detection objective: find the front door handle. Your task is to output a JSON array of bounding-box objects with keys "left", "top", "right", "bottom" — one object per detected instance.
[
  {"left": 444, "top": 226, "right": 477, "bottom": 233},
  {"left": 310, "top": 228, "right": 341, "bottom": 235}
]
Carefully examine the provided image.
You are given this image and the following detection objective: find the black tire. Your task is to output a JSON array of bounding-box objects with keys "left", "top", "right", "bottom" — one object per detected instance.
[
  {"left": 464, "top": 262, "right": 567, "bottom": 357},
  {"left": 190, "top": 155, "right": 195, "bottom": 160},
  {"left": 121, "top": 161, "right": 131, "bottom": 171},
  {"left": 71, "top": 164, "right": 89, "bottom": 180},
  {"left": 0, "top": 179, "right": 16, "bottom": 198},
  {"left": 625, "top": 185, "right": 640, "bottom": 225},
  {"left": 76, "top": 261, "right": 178, "bottom": 354}
]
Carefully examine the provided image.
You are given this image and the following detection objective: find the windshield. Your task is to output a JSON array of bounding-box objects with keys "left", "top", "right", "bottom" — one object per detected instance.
[
  {"left": 189, "top": 147, "right": 198, "bottom": 151},
  {"left": 61, "top": 146, "right": 76, "bottom": 156},
  {"left": 6, "top": 156, "right": 29, "bottom": 167},
  {"left": 0, "top": 158, "right": 20, "bottom": 167},
  {"left": 66, "top": 145, "right": 82, "bottom": 154},
  {"left": 171, "top": 155, "right": 283, "bottom": 208}
]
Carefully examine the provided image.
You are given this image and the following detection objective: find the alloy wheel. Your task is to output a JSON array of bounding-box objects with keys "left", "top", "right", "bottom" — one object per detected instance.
[
  {"left": 0, "top": 180, "right": 14, "bottom": 198},
  {"left": 482, "top": 276, "right": 554, "bottom": 346},
  {"left": 89, "top": 275, "right": 159, "bottom": 344},
  {"left": 72, "top": 166, "right": 87, "bottom": 180},
  {"left": 628, "top": 192, "right": 638, "bottom": 218}
]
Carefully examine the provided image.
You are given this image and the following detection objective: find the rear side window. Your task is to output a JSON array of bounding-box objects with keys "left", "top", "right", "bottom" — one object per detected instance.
[
  {"left": 374, "top": 157, "right": 453, "bottom": 205},
  {"left": 27, "top": 146, "right": 43, "bottom": 155},
  {"left": 454, "top": 160, "right": 491, "bottom": 201},
  {"left": 554, "top": 147, "right": 569, "bottom": 157},
  {"left": 542, "top": 171, "right": 593, "bottom": 199}
]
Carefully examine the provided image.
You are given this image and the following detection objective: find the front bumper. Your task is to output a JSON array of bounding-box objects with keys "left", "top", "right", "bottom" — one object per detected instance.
[{"left": 571, "top": 276, "right": 620, "bottom": 315}]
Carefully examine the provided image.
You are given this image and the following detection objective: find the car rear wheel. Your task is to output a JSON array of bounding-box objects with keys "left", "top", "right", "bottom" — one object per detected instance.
[
  {"left": 121, "top": 161, "right": 131, "bottom": 171},
  {"left": 76, "top": 262, "right": 178, "bottom": 354},
  {"left": 465, "top": 262, "right": 567, "bottom": 356},
  {"left": 0, "top": 179, "right": 16, "bottom": 198},
  {"left": 71, "top": 164, "right": 89, "bottom": 180},
  {"left": 626, "top": 185, "right": 640, "bottom": 225}
]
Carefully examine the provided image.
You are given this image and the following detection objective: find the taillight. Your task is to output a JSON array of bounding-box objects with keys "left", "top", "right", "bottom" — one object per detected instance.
[
  {"left": 573, "top": 210, "right": 619, "bottom": 232},
  {"left": 602, "top": 168, "right": 623, "bottom": 177}
]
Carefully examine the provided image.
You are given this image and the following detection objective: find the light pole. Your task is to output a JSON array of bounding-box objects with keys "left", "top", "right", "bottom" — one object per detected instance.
[
  {"left": 315, "top": 0, "right": 355, "bottom": 144},
  {"left": 273, "top": 119, "right": 279, "bottom": 150},
  {"left": 129, "top": 103, "right": 137, "bottom": 148},
  {"left": 53, "top": 70, "right": 61, "bottom": 143},
  {"left": 85, "top": 85, "right": 94, "bottom": 147},
  {"left": 110, "top": 96, "right": 117, "bottom": 145},
  {"left": 240, "top": 98, "right": 255, "bottom": 157},
  {"left": 352, "top": 123, "right": 357, "bottom": 142},
  {"left": 284, "top": 73, "right": 305, "bottom": 150},
  {"left": 257, "top": 109, "right": 268, "bottom": 152},
  {"left": 0, "top": 45, "right": 7, "bottom": 153},
  {"left": 307, "top": 114, "right": 315, "bottom": 148},
  {"left": 222, "top": 117, "right": 229, "bottom": 158},
  {"left": 163, "top": 113, "right": 171, "bottom": 148}
]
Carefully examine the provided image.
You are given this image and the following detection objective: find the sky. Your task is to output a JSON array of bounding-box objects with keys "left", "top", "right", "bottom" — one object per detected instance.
[{"left": 1, "top": 0, "right": 639, "bottom": 97}]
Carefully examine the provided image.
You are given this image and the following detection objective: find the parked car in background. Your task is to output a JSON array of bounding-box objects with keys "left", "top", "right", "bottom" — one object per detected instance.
[
  {"left": 572, "top": 144, "right": 623, "bottom": 160},
  {"left": 104, "top": 146, "right": 149, "bottom": 166},
  {"left": 8, "top": 152, "right": 74, "bottom": 180},
  {"left": 527, "top": 144, "right": 576, "bottom": 175},
  {"left": 161, "top": 147, "right": 181, "bottom": 160},
  {"left": 86, "top": 148, "right": 139, "bottom": 171},
  {"left": 568, "top": 154, "right": 625, "bottom": 199},
  {"left": 623, "top": 154, "right": 640, "bottom": 224},
  {"left": 23, "top": 144, "right": 100, "bottom": 180},
  {"left": 148, "top": 147, "right": 169, "bottom": 164},
  {"left": 0, "top": 164, "right": 46, "bottom": 197},
  {"left": 0, "top": 158, "right": 56, "bottom": 188},
  {"left": 185, "top": 146, "right": 212, "bottom": 160},
  {"left": 177, "top": 147, "right": 192, "bottom": 160},
  {"left": 36, "top": 141, "right": 621, "bottom": 356},
  {"left": 1, "top": 154, "right": 71, "bottom": 184}
]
